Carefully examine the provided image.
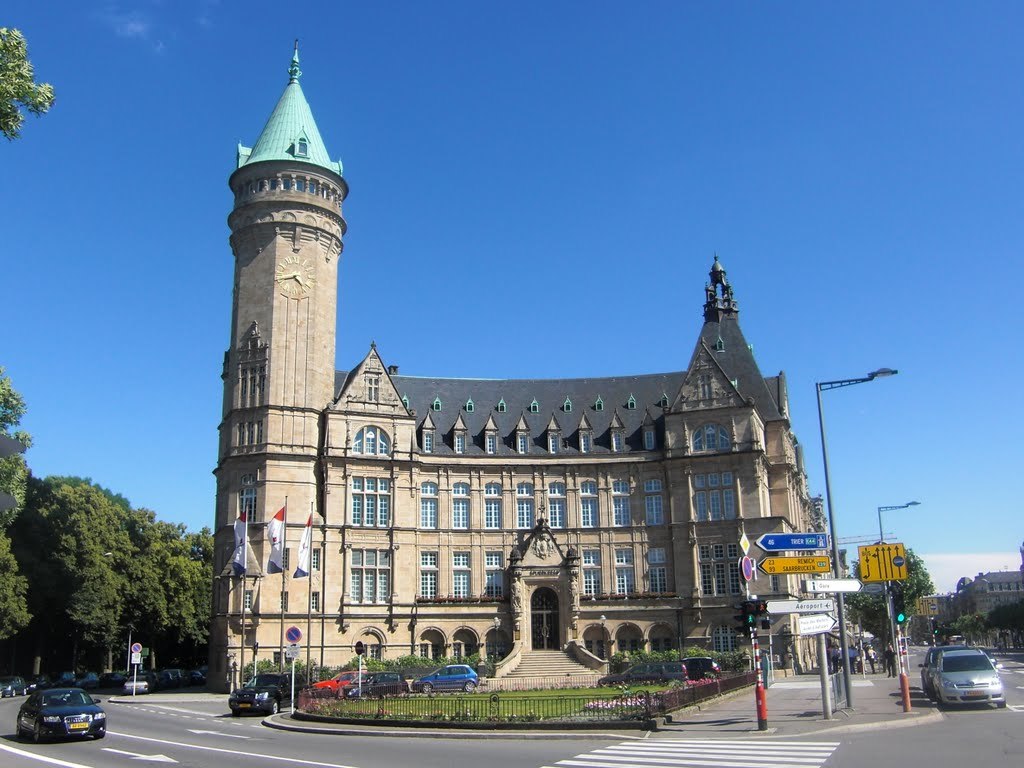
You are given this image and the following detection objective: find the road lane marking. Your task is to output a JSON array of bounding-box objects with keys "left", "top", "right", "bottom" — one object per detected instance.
[
  {"left": 0, "top": 742, "right": 95, "bottom": 768},
  {"left": 545, "top": 738, "right": 841, "bottom": 768},
  {"left": 187, "top": 728, "right": 252, "bottom": 738},
  {"left": 108, "top": 731, "right": 362, "bottom": 768},
  {"left": 102, "top": 748, "right": 178, "bottom": 762}
]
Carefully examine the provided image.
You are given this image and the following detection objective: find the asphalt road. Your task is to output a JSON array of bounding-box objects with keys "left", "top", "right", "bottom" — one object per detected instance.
[{"left": 2, "top": 653, "right": 1022, "bottom": 768}]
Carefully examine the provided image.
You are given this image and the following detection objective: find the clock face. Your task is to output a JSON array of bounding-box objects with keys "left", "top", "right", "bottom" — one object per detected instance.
[{"left": 275, "top": 256, "right": 316, "bottom": 299}]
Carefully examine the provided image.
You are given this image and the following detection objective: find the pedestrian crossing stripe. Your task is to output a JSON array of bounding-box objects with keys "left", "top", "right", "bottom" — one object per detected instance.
[
  {"left": 1010, "top": 705, "right": 1024, "bottom": 713},
  {"left": 544, "top": 739, "right": 840, "bottom": 768}
]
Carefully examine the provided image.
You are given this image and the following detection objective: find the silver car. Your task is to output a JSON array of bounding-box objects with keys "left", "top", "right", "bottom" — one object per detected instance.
[{"left": 933, "top": 649, "right": 1005, "bottom": 708}]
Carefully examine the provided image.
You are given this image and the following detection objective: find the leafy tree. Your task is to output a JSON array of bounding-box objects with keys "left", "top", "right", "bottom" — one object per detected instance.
[
  {"left": 0, "top": 367, "right": 31, "bottom": 640},
  {"left": 846, "top": 548, "right": 935, "bottom": 643},
  {"left": 952, "top": 613, "right": 988, "bottom": 645},
  {"left": 0, "top": 28, "right": 54, "bottom": 140}
]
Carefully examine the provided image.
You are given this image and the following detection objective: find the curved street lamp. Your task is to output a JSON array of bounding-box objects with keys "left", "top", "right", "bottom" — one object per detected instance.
[{"left": 816, "top": 367, "right": 898, "bottom": 709}]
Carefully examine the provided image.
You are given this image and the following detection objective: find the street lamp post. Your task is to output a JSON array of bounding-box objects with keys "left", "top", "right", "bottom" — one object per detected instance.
[{"left": 816, "top": 367, "right": 898, "bottom": 709}]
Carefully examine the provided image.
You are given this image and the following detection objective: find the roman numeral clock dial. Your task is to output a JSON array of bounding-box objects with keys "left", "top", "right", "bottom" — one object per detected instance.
[{"left": 275, "top": 256, "right": 316, "bottom": 299}]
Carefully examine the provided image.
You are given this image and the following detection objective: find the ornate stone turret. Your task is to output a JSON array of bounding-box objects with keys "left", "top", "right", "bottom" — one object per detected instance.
[{"left": 703, "top": 254, "right": 739, "bottom": 323}]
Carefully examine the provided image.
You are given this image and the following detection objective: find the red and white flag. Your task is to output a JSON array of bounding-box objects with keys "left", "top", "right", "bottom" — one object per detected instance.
[
  {"left": 266, "top": 506, "right": 286, "bottom": 574},
  {"left": 293, "top": 514, "right": 312, "bottom": 578}
]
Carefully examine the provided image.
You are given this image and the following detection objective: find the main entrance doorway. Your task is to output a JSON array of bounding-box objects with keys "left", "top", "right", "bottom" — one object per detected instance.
[{"left": 530, "top": 587, "right": 560, "bottom": 649}]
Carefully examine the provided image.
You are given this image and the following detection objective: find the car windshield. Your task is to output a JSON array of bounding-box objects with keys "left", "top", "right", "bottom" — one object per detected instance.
[
  {"left": 943, "top": 655, "right": 993, "bottom": 672},
  {"left": 0, "top": 677, "right": 16, "bottom": 684},
  {"left": 43, "top": 691, "right": 92, "bottom": 707},
  {"left": 245, "top": 675, "right": 282, "bottom": 688}
]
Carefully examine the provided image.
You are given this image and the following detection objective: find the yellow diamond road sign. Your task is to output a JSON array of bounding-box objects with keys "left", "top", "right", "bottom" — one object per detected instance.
[
  {"left": 858, "top": 543, "right": 908, "bottom": 582},
  {"left": 739, "top": 533, "right": 751, "bottom": 555},
  {"left": 758, "top": 555, "right": 832, "bottom": 575}
]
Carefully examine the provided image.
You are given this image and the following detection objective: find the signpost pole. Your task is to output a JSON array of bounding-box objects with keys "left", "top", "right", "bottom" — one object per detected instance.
[
  {"left": 291, "top": 654, "right": 296, "bottom": 715},
  {"left": 817, "top": 632, "right": 832, "bottom": 720}
]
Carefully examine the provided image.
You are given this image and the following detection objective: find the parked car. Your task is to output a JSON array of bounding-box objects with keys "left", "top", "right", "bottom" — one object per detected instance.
[
  {"left": 932, "top": 649, "right": 1005, "bottom": 708},
  {"left": 122, "top": 671, "right": 159, "bottom": 695},
  {"left": 312, "top": 670, "right": 363, "bottom": 696},
  {"left": 99, "top": 672, "right": 127, "bottom": 689},
  {"left": 75, "top": 672, "right": 100, "bottom": 690},
  {"left": 229, "top": 673, "right": 302, "bottom": 716},
  {"left": 598, "top": 661, "right": 688, "bottom": 687},
  {"left": 25, "top": 675, "right": 51, "bottom": 693},
  {"left": 16, "top": 687, "right": 106, "bottom": 742},
  {"left": 344, "top": 672, "right": 408, "bottom": 698},
  {"left": 411, "top": 664, "right": 478, "bottom": 693},
  {"left": 187, "top": 668, "right": 207, "bottom": 686},
  {"left": 920, "top": 644, "right": 968, "bottom": 698},
  {"left": 50, "top": 672, "right": 77, "bottom": 688},
  {"left": 1, "top": 676, "right": 29, "bottom": 697},
  {"left": 680, "top": 657, "right": 722, "bottom": 680},
  {"left": 157, "top": 669, "right": 184, "bottom": 689}
]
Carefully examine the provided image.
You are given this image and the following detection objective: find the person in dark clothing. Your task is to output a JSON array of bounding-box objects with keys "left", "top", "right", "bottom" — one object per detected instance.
[{"left": 884, "top": 643, "right": 897, "bottom": 677}]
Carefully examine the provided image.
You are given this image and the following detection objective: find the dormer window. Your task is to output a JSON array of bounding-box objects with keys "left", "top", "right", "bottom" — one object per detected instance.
[
  {"left": 517, "top": 432, "right": 529, "bottom": 454},
  {"left": 563, "top": 397, "right": 572, "bottom": 412},
  {"left": 295, "top": 137, "right": 309, "bottom": 157},
  {"left": 486, "top": 431, "right": 498, "bottom": 455},
  {"left": 432, "top": 398, "right": 442, "bottom": 412},
  {"left": 595, "top": 397, "right": 604, "bottom": 412},
  {"left": 715, "top": 336, "right": 725, "bottom": 352},
  {"left": 580, "top": 431, "right": 592, "bottom": 453},
  {"left": 401, "top": 395, "right": 410, "bottom": 410},
  {"left": 454, "top": 432, "right": 466, "bottom": 454},
  {"left": 659, "top": 393, "right": 670, "bottom": 408},
  {"left": 497, "top": 398, "right": 507, "bottom": 413},
  {"left": 548, "top": 432, "right": 560, "bottom": 454},
  {"left": 530, "top": 399, "right": 539, "bottom": 413},
  {"left": 611, "top": 430, "right": 624, "bottom": 453},
  {"left": 626, "top": 394, "right": 637, "bottom": 410},
  {"left": 643, "top": 428, "right": 656, "bottom": 451},
  {"left": 465, "top": 399, "right": 474, "bottom": 413},
  {"left": 422, "top": 430, "right": 434, "bottom": 453}
]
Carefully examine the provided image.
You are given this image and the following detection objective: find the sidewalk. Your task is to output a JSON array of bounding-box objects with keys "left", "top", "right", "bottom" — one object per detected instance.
[{"left": 654, "top": 670, "right": 942, "bottom": 738}]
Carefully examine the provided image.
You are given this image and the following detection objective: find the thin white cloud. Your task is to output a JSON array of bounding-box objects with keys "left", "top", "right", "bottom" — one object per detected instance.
[{"left": 919, "top": 551, "right": 1022, "bottom": 594}]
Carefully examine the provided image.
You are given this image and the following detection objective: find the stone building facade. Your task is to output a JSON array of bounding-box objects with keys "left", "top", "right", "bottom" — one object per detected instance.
[{"left": 208, "top": 49, "right": 819, "bottom": 690}]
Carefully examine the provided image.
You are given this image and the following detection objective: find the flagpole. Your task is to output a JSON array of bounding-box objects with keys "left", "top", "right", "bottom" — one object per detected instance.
[
  {"left": 306, "top": 501, "right": 313, "bottom": 681},
  {"left": 240, "top": 511, "right": 247, "bottom": 686},
  {"left": 279, "top": 497, "right": 288, "bottom": 672}
]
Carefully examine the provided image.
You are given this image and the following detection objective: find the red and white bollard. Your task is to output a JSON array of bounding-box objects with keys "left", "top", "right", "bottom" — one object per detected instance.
[{"left": 753, "top": 632, "right": 769, "bottom": 731}]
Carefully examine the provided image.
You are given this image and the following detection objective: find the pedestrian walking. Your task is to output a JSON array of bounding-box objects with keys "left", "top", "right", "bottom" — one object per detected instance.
[
  {"left": 884, "top": 643, "right": 897, "bottom": 677},
  {"left": 866, "top": 646, "right": 877, "bottom": 674}
]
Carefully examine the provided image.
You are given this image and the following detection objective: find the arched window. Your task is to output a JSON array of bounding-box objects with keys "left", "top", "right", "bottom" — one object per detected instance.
[
  {"left": 692, "top": 424, "right": 730, "bottom": 452},
  {"left": 354, "top": 426, "right": 391, "bottom": 456}
]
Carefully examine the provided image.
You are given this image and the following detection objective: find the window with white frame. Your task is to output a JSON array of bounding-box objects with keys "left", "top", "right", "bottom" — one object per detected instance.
[
  {"left": 517, "top": 432, "right": 529, "bottom": 454},
  {"left": 419, "top": 551, "right": 438, "bottom": 598},
  {"left": 486, "top": 432, "right": 497, "bottom": 454},
  {"left": 239, "top": 473, "right": 257, "bottom": 520},
  {"left": 644, "top": 478, "right": 663, "bottom": 525},
  {"left": 420, "top": 482, "right": 438, "bottom": 529},
  {"left": 422, "top": 430, "right": 434, "bottom": 453},
  {"left": 454, "top": 432, "right": 466, "bottom": 454},
  {"left": 693, "top": 472, "right": 736, "bottom": 522},
  {"left": 354, "top": 426, "right": 391, "bottom": 456},
  {"left": 351, "top": 477, "right": 392, "bottom": 527},
  {"left": 612, "top": 431, "right": 624, "bottom": 452},
  {"left": 547, "top": 482, "right": 565, "bottom": 528},
  {"left": 311, "top": 548, "right": 321, "bottom": 572},
  {"left": 692, "top": 424, "right": 731, "bottom": 452},
  {"left": 484, "top": 483, "right": 502, "bottom": 529},
  {"left": 350, "top": 549, "right": 391, "bottom": 604},
  {"left": 516, "top": 483, "right": 534, "bottom": 528},
  {"left": 698, "top": 543, "right": 741, "bottom": 596},
  {"left": 243, "top": 589, "right": 253, "bottom": 611},
  {"left": 612, "top": 480, "right": 631, "bottom": 526},
  {"left": 548, "top": 433, "right": 559, "bottom": 453},
  {"left": 582, "top": 549, "right": 601, "bottom": 595},
  {"left": 643, "top": 428, "right": 656, "bottom": 450},
  {"left": 712, "top": 625, "right": 737, "bottom": 652},
  {"left": 366, "top": 374, "right": 380, "bottom": 402},
  {"left": 452, "top": 552, "right": 470, "bottom": 598},
  {"left": 648, "top": 547, "right": 667, "bottom": 592},
  {"left": 580, "top": 481, "right": 598, "bottom": 528},
  {"left": 310, "top": 591, "right": 321, "bottom": 612},
  {"left": 580, "top": 431, "right": 592, "bottom": 453},
  {"left": 485, "top": 551, "right": 504, "bottom": 597},
  {"left": 452, "top": 483, "right": 470, "bottom": 529},
  {"left": 614, "top": 548, "right": 635, "bottom": 594}
]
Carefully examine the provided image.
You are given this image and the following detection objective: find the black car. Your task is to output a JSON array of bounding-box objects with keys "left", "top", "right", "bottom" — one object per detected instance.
[
  {"left": 229, "top": 673, "right": 302, "bottom": 716},
  {"left": 1, "top": 676, "right": 29, "bottom": 697},
  {"left": 75, "top": 672, "right": 100, "bottom": 690},
  {"left": 16, "top": 687, "right": 106, "bottom": 742},
  {"left": 25, "top": 674, "right": 50, "bottom": 693},
  {"left": 99, "top": 672, "right": 127, "bottom": 689},
  {"left": 187, "top": 668, "right": 207, "bottom": 686},
  {"left": 680, "top": 656, "right": 722, "bottom": 680},
  {"left": 157, "top": 669, "right": 184, "bottom": 689},
  {"left": 344, "top": 672, "right": 408, "bottom": 698}
]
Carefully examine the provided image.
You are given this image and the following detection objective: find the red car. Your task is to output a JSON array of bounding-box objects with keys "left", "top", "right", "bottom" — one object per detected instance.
[{"left": 311, "top": 671, "right": 363, "bottom": 696}]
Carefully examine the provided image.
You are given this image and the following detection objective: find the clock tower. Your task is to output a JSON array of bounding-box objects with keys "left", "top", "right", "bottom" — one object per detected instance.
[{"left": 211, "top": 44, "right": 347, "bottom": 678}]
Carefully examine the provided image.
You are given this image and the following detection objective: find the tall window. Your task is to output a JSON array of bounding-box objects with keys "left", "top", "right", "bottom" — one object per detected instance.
[
  {"left": 420, "top": 482, "right": 438, "bottom": 529},
  {"left": 547, "top": 483, "right": 566, "bottom": 528},
  {"left": 548, "top": 433, "right": 559, "bottom": 453},
  {"left": 516, "top": 483, "right": 534, "bottom": 529},
  {"left": 583, "top": 550, "right": 601, "bottom": 596},
  {"left": 452, "top": 552, "right": 471, "bottom": 598},
  {"left": 351, "top": 477, "right": 391, "bottom": 527},
  {"left": 350, "top": 549, "right": 391, "bottom": 604},
  {"left": 611, "top": 431, "right": 624, "bottom": 452},
  {"left": 644, "top": 478, "right": 664, "bottom": 525},
  {"left": 693, "top": 472, "right": 735, "bottom": 522},
  {"left": 311, "top": 548, "right": 321, "bottom": 572},
  {"left": 239, "top": 473, "right": 257, "bottom": 520},
  {"left": 452, "top": 483, "right": 470, "bottom": 529},
  {"left": 643, "top": 428, "right": 656, "bottom": 450},
  {"left": 612, "top": 480, "right": 631, "bottom": 526},
  {"left": 698, "top": 373, "right": 712, "bottom": 400},
  {"left": 419, "top": 552, "right": 438, "bottom": 598},
  {"left": 648, "top": 547, "right": 667, "bottom": 593},
  {"left": 486, "top": 432, "right": 497, "bottom": 454},
  {"left": 517, "top": 433, "right": 529, "bottom": 454},
  {"left": 614, "top": 548, "right": 635, "bottom": 594},
  {"left": 243, "top": 589, "right": 253, "bottom": 611},
  {"left": 484, "top": 483, "right": 502, "bottom": 529},
  {"left": 454, "top": 432, "right": 466, "bottom": 454},
  {"left": 354, "top": 426, "right": 391, "bottom": 456},
  {"left": 693, "top": 424, "right": 731, "bottom": 452},
  {"left": 422, "top": 430, "right": 434, "bottom": 453},
  {"left": 310, "top": 591, "right": 321, "bottom": 612},
  {"left": 580, "top": 431, "right": 592, "bottom": 453},
  {"left": 485, "top": 552, "right": 504, "bottom": 597},
  {"left": 698, "top": 543, "right": 741, "bottom": 596},
  {"left": 366, "top": 374, "right": 380, "bottom": 402},
  {"left": 580, "top": 481, "right": 598, "bottom": 528},
  {"left": 240, "top": 365, "right": 266, "bottom": 407},
  {"left": 712, "top": 625, "right": 737, "bottom": 652}
]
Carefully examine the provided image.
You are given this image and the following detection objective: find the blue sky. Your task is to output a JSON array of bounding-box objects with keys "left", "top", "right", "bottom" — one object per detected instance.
[{"left": 4, "top": 2, "right": 1021, "bottom": 592}]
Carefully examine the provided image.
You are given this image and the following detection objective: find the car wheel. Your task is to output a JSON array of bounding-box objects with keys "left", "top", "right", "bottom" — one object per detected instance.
[
  {"left": 95, "top": 731, "right": 106, "bottom": 740},
  {"left": 997, "top": 701, "right": 1007, "bottom": 709},
  {"left": 422, "top": 683, "right": 433, "bottom": 694},
  {"left": 270, "top": 699, "right": 279, "bottom": 715},
  {"left": 463, "top": 682, "right": 476, "bottom": 693},
  {"left": 33, "top": 720, "right": 44, "bottom": 744},
  {"left": 230, "top": 709, "right": 240, "bottom": 717}
]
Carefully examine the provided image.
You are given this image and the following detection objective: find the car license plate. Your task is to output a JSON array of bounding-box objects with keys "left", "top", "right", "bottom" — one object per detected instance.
[
  {"left": 238, "top": 702, "right": 251, "bottom": 708},
  {"left": 69, "top": 722, "right": 89, "bottom": 730},
  {"left": 965, "top": 691, "right": 986, "bottom": 698}
]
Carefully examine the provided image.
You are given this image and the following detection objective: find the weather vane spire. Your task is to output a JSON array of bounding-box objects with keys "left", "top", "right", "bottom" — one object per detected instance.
[{"left": 288, "top": 39, "right": 301, "bottom": 83}]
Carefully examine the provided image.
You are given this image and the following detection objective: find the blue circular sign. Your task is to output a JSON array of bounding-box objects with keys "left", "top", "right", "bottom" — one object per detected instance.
[
  {"left": 892, "top": 556, "right": 906, "bottom": 568},
  {"left": 285, "top": 626, "right": 302, "bottom": 643}
]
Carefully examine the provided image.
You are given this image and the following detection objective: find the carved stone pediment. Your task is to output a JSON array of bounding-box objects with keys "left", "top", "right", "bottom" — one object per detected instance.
[{"left": 515, "top": 520, "right": 566, "bottom": 568}]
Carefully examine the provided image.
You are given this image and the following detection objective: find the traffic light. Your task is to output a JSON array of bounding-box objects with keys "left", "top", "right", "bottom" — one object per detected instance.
[
  {"left": 889, "top": 582, "right": 907, "bottom": 624},
  {"left": 734, "top": 600, "right": 758, "bottom": 633},
  {"left": 930, "top": 619, "right": 939, "bottom": 637}
]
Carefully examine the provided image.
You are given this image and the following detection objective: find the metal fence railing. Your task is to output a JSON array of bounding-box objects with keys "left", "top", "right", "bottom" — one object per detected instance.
[
  {"left": 829, "top": 671, "right": 847, "bottom": 708},
  {"left": 296, "top": 671, "right": 757, "bottom": 725}
]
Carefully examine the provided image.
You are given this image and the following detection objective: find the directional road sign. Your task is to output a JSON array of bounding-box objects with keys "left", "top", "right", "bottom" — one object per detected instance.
[
  {"left": 917, "top": 597, "right": 940, "bottom": 616},
  {"left": 858, "top": 543, "right": 908, "bottom": 582},
  {"left": 755, "top": 532, "right": 831, "bottom": 552},
  {"left": 803, "top": 578, "right": 863, "bottom": 593},
  {"left": 758, "top": 555, "right": 832, "bottom": 575},
  {"left": 798, "top": 613, "right": 839, "bottom": 635},
  {"left": 766, "top": 598, "right": 836, "bottom": 614}
]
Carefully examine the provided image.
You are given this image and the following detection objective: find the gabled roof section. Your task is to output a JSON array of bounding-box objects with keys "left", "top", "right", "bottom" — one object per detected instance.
[
  {"left": 545, "top": 414, "right": 562, "bottom": 431},
  {"left": 237, "top": 43, "right": 343, "bottom": 178},
  {"left": 483, "top": 413, "right": 499, "bottom": 431},
  {"left": 577, "top": 413, "right": 593, "bottom": 431},
  {"left": 452, "top": 413, "right": 468, "bottom": 431},
  {"left": 515, "top": 413, "right": 531, "bottom": 431},
  {"left": 608, "top": 411, "right": 624, "bottom": 429},
  {"left": 333, "top": 344, "right": 407, "bottom": 414}
]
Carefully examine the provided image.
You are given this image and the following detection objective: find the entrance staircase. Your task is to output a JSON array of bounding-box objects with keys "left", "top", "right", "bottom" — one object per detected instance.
[{"left": 490, "top": 649, "right": 602, "bottom": 691}]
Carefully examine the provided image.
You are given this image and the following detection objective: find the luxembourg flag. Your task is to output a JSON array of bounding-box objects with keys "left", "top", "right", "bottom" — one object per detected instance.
[
  {"left": 231, "top": 512, "right": 249, "bottom": 576},
  {"left": 266, "top": 506, "right": 286, "bottom": 574},
  {"left": 293, "top": 514, "right": 313, "bottom": 578}
]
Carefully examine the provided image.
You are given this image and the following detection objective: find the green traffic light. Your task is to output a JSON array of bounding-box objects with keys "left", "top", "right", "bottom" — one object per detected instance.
[{"left": 897, "top": 612, "right": 906, "bottom": 623}]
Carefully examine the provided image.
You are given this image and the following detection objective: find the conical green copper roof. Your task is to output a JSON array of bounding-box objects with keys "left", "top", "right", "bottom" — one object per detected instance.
[{"left": 237, "top": 44, "right": 343, "bottom": 177}]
